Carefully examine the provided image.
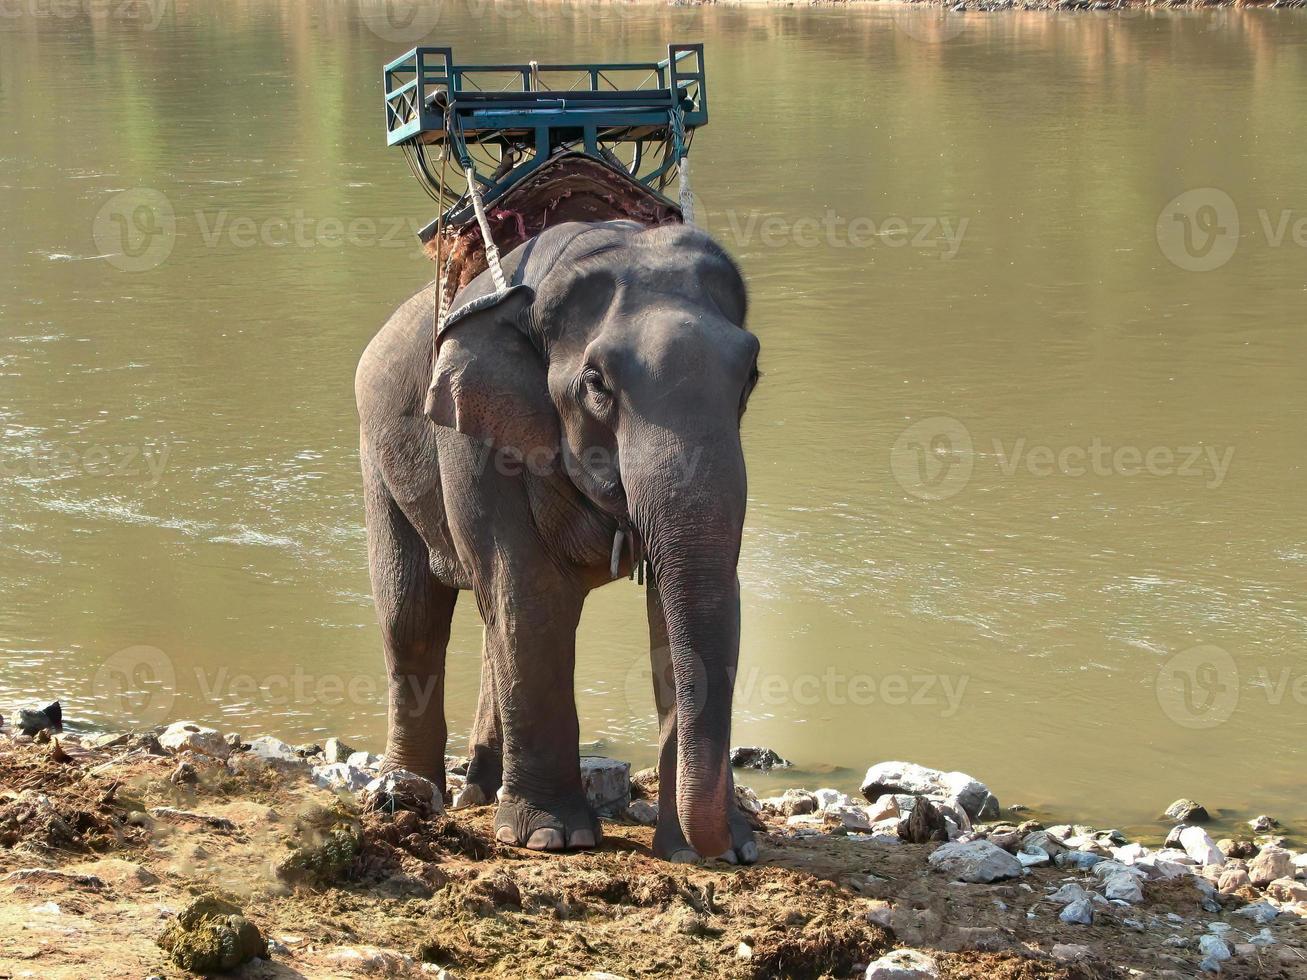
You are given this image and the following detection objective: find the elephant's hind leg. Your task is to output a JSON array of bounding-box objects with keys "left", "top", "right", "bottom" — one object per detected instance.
[
  {"left": 364, "top": 460, "right": 458, "bottom": 792},
  {"left": 451, "top": 656, "right": 503, "bottom": 808}
]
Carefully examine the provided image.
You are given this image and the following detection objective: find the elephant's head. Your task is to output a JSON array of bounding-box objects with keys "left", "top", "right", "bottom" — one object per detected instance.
[{"left": 429, "top": 220, "right": 758, "bottom": 857}]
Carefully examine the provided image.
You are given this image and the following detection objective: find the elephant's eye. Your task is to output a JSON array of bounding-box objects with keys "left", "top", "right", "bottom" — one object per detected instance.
[{"left": 579, "top": 367, "right": 614, "bottom": 415}]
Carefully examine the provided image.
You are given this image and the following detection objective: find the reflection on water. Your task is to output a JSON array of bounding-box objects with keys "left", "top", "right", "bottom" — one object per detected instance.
[{"left": 2, "top": 0, "right": 1306, "bottom": 833}]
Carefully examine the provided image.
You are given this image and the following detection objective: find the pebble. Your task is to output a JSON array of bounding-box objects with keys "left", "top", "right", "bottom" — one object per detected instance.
[
  {"left": 864, "top": 948, "right": 939, "bottom": 979},
  {"left": 927, "top": 840, "right": 1022, "bottom": 883},
  {"left": 1249, "top": 814, "right": 1278, "bottom": 832}
]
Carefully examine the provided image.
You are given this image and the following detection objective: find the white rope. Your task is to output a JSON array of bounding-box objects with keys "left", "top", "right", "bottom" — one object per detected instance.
[
  {"left": 677, "top": 154, "right": 694, "bottom": 226},
  {"left": 465, "top": 165, "right": 508, "bottom": 292}
]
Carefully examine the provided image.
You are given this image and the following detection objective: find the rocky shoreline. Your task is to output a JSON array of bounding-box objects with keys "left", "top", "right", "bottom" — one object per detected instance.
[{"left": 2, "top": 710, "right": 1306, "bottom": 978}]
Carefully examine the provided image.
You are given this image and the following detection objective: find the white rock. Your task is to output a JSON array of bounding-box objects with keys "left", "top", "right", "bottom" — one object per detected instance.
[
  {"left": 1179, "top": 826, "right": 1225, "bottom": 866},
  {"left": 626, "top": 800, "right": 658, "bottom": 825},
  {"left": 1249, "top": 846, "right": 1292, "bottom": 886},
  {"left": 864, "top": 948, "right": 939, "bottom": 979},
  {"left": 363, "top": 769, "right": 443, "bottom": 815},
  {"left": 813, "top": 788, "right": 853, "bottom": 810},
  {"left": 1059, "top": 898, "right": 1094, "bottom": 925},
  {"left": 1198, "top": 934, "right": 1232, "bottom": 961},
  {"left": 158, "top": 722, "right": 229, "bottom": 759},
  {"left": 927, "top": 840, "right": 1022, "bottom": 883},
  {"left": 311, "top": 763, "right": 371, "bottom": 793},
  {"left": 1050, "top": 883, "right": 1088, "bottom": 905},
  {"left": 579, "top": 757, "right": 630, "bottom": 817},
  {"left": 1111, "top": 843, "right": 1148, "bottom": 865},
  {"left": 1103, "top": 873, "right": 1144, "bottom": 904},
  {"left": 323, "top": 737, "right": 355, "bottom": 764},
  {"left": 1052, "top": 943, "right": 1090, "bottom": 962},
  {"left": 1017, "top": 848, "right": 1049, "bottom": 868},
  {"left": 735, "top": 785, "right": 762, "bottom": 814},
  {"left": 246, "top": 735, "right": 301, "bottom": 763},
  {"left": 1249, "top": 815, "right": 1277, "bottom": 832},
  {"left": 1234, "top": 901, "right": 1279, "bottom": 925},
  {"left": 860, "top": 761, "right": 999, "bottom": 820},
  {"left": 1267, "top": 877, "right": 1307, "bottom": 903},
  {"left": 866, "top": 794, "right": 900, "bottom": 823},
  {"left": 829, "top": 805, "right": 872, "bottom": 831},
  {"left": 347, "top": 750, "right": 383, "bottom": 771}
]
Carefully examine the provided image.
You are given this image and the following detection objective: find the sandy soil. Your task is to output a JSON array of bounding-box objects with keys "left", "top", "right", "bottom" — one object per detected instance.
[{"left": 1, "top": 732, "right": 1304, "bottom": 980}]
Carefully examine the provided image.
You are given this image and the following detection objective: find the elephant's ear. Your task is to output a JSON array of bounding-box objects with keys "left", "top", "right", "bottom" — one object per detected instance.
[{"left": 424, "top": 286, "right": 555, "bottom": 453}]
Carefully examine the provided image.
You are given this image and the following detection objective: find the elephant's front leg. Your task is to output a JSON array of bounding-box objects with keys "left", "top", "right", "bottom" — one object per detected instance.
[
  {"left": 646, "top": 579, "right": 757, "bottom": 864},
  {"left": 478, "top": 575, "right": 599, "bottom": 851}
]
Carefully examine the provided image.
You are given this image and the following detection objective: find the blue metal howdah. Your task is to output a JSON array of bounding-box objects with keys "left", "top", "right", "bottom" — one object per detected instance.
[{"left": 383, "top": 44, "right": 707, "bottom": 235}]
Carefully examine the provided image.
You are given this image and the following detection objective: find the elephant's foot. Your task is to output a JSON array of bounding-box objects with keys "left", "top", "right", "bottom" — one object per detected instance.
[
  {"left": 652, "top": 808, "right": 758, "bottom": 865},
  {"left": 493, "top": 792, "right": 599, "bottom": 851},
  {"left": 454, "top": 744, "right": 503, "bottom": 810}
]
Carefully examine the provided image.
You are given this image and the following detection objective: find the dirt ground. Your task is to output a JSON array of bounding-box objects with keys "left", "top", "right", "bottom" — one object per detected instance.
[{"left": 1, "top": 732, "right": 1304, "bottom": 979}]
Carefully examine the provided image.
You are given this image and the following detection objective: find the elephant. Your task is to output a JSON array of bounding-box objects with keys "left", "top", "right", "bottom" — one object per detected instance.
[{"left": 354, "top": 218, "right": 760, "bottom": 863}]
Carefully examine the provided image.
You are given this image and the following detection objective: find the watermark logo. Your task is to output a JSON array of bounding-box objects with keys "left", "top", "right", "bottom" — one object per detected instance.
[
  {"left": 1155, "top": 645, "right": 1239, "bottom": 730},
  {"left": 890, "top": 416, "right": 975, "bottom": 501},
  {"left": 93, "top": 188, "right": 176, "bottom": 273},
  {"left": 92, "top": 645, "right": 176, "bottom": 727},
  {"left": 359, "top": 0, "right": 442, "bottom": 43},
  {"left": 1156, "top": 188, "right": 1240, "bottom": 272}
]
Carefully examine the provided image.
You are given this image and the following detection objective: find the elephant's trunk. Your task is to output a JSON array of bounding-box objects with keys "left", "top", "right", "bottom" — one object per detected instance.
[{"left": 628, "top": 431, "right": 745, "bottom": 859}]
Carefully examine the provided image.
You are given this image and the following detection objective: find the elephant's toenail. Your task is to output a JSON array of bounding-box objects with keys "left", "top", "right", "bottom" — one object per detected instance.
[
  {"left": 526, "top": 828, "right": 564, "bottom": 850},
  {"left": 739, "top": 841, "right": 759, "bottom": 864},
  {"left": 453, "top": 785, "right": 487, "bottom": 809},
  {"left": 714, "top": 849, "right": 738, "bottom": 865},
  {"left": 669, "top": 848, "right": 700, "bottom": 864},
  {"left": 495, "top": 825, "right": 518, "bottom": 844},
  {"left": 568, "top": 829, "right": 596, "bottom": 849}
]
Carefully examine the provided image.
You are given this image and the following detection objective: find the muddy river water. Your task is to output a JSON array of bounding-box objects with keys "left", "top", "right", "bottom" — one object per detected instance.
[{"left": 3, "top": 0, "right": 1306, "bottom": 833}]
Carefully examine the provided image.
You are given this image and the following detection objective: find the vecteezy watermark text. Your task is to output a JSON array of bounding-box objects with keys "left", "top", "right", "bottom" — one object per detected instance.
[
  {"left": 891, "top": 416, "right": 1234, "bottom": 501},
  {"left": 716, "top": 209, "right": 968, "bottom": 258},
  {"left": 1, "top": 441, "right": 171, "bottom": 486}
]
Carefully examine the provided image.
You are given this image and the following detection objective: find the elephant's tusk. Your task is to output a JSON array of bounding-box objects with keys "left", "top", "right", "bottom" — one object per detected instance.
[{"left": 610, "top": 529, "right": 625, "bottom": 580}]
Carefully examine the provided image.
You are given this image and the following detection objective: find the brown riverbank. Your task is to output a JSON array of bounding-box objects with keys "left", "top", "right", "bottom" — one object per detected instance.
[{"left": 2, "top": 727, "right": 1306, "bottom": 979}]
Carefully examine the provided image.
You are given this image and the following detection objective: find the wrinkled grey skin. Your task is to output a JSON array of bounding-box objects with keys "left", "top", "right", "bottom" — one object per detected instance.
[{"left": 355, "top": 220, "right": 760, "bottom": 862}]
